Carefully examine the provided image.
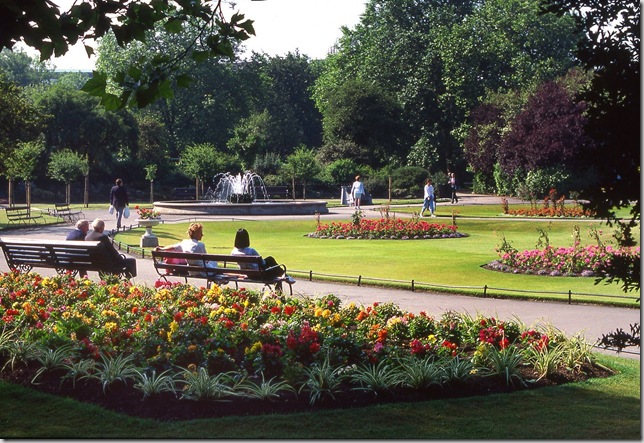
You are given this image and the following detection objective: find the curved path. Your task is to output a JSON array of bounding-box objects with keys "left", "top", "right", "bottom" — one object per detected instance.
[{"left": 5, "top": 193, "right": 639, "bottom": 359}]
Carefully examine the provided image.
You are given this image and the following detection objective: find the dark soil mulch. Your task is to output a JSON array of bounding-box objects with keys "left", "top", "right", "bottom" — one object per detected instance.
[{"left": 1, "top": 362, "right": 613, "bottom": 421}]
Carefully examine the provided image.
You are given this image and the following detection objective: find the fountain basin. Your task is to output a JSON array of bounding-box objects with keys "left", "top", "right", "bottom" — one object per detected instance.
[{"left": 154, "top": 200, "right": 329, "bottom": 216}]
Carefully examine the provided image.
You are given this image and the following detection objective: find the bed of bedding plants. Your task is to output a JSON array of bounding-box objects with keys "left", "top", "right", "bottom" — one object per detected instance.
[
  {"left": 0, "top": 271, "right": 612, "bottom": 421},
  {"left": 309, "top": 211, "right": 465, "bottom": 240}
]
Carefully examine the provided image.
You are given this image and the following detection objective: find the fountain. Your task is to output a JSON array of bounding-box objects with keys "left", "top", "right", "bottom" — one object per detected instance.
[{"left": 153, "top": 171, "right": 329, "bottom": 216}]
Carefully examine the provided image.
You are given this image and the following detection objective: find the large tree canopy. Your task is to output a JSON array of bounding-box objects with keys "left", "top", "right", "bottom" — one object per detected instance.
[{"left": 0, "top": 0, "right": 255, "bottom": 109}]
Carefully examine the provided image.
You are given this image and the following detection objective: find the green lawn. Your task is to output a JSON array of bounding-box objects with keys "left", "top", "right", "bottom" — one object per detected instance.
[
  {"left": 0, "top": 354, "right": 639, "bottom": 439},
  {"left": 115, "top": 214, "right": 639, "bottom": 305}
]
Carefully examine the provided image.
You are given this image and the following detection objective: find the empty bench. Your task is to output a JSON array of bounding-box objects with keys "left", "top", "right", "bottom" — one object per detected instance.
[
  {"left": 254, "top": 186, "right": 290, "bottom": 200},
  {"left": 54, "top": 203, "right": 85, "bottom": 224},
  {"left": 4, "top": 205, "right": 45, "bottom": 226},
  {"left": 0, "top": 237, "right": 136, "bottom": 280},
  {"left": 172, "top": 187, "right": 197, "bottom": 200},
  {"left": 152, "top": 250, "right": 296, "bottom": 294}
]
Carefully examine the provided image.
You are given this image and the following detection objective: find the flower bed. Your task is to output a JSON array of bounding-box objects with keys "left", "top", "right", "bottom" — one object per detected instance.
[
  {"left": 489, "top": 244, "right": 640, "bottom": 277},
  {"left": 0, "top": 271, "right": 609, "bottom": 419},
  {"left": 309, "top": 218, "right": 464, "bottom": 239}
]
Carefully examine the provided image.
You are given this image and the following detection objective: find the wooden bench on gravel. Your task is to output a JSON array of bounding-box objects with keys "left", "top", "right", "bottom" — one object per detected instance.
[
  {"left": 4, "top": 205, "right": 45, "bottom": 226},
  {"left": 53, "top": 203, "right": 85, "bottom": 224},
  {"left": 152, "top": 250, "right": 296, "bottom": 294},
  {"left": 0, "top": 237, "right": 137, "bottom": 280}
]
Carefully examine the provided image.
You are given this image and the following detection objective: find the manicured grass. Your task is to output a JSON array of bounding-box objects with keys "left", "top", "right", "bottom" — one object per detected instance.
[
  {"left": 115, "top": 215, "right": 639, "bottom": 305},
  {"left": 0, "top": 354, "right": 638, "bottom": 439}
]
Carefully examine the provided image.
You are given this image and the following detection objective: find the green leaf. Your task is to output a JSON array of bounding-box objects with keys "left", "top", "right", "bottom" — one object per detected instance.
[
  {"left": 175, "top": 74, "right": 193, "bottom": 89},
  {"left": 80, "top": 71, "right": 108, "bottom": 96},
  {"left": 191, "top": 50, "right": 211, "bottom": 63},
  {"left": 158, "top": 79, "right": 174, "bottom": 100},
  {"left": 164, "top": 17, "right": 184, "bottom": 34}
]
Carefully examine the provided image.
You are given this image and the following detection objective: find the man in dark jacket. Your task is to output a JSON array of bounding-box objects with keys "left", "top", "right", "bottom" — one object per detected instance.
[
  {"left": 109, "top": 178, "right": 129, "bottom": 231},
  {"left": 65, "top": 219, "right": 90, "bottom": 241},
  {"left": 86, "top": 218, "right": 137, "bottom": 278}
]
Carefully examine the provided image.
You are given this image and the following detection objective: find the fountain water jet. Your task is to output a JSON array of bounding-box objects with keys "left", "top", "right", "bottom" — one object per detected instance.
[{"left": 153, "top": 171, "right": 328, "bottom": 216}]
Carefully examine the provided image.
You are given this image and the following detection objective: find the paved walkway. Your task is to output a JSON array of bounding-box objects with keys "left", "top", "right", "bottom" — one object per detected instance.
[{"left": 3, "top": 193, "right": 640, "bottom": 359}]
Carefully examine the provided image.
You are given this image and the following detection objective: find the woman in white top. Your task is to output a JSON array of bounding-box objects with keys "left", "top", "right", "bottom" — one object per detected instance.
[
  {"left": 156, "top": 222, "right": 218, "bottom": 273},
  {"left": 350, "top": 175, "right": 365, "bottom": 210}
]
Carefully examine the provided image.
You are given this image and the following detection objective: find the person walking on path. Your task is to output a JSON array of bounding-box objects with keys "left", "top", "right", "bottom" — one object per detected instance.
[
  {"left": 449, "top": 172, "right": 459, "bottom": 204},
  {"left": 421, "top": 178, "right": 436, "bottom": 217},
  {"left": 110, "top": 178, "right": 129, "bottom": 232},
  {"left": 350, "top": 175, "right": 365, "bottom": 210}
]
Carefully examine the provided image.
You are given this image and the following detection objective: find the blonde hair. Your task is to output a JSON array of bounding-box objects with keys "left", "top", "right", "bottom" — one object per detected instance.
[
  {"left": 91, "top": 219, "right": 105, "bottom": 231},
  {"left": 187, "top": 223, "right": 204, "bottom": 239}
]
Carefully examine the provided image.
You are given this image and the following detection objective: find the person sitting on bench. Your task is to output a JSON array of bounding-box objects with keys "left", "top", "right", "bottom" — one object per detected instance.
[
  {"left": 231, "top": 228, "right": 283, "bottom": 279},
  {"left": 65, "top": 219, "right": 90, "bottom": 277},
  {"left": 86, "top": 218, "right": 137, "bottom": 277},
  {"left": 156, "top": 223, "right": 218, "bottom": 275}
]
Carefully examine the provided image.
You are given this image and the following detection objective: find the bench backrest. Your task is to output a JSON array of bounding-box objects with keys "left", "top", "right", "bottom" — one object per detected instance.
[
  {"left": 152, "top": 250, "right": 269, "bottom": 279},
  {"left": 5, "top": 206, "right": 32, "bottom": 218},
  {"left": 0, "top": 237, "right": 116, "bottom": 272}
]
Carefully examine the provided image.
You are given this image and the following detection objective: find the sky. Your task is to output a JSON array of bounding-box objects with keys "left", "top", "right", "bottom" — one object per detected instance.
[{"left": 22, "top": 0, "right": 367, "bottom": 71}]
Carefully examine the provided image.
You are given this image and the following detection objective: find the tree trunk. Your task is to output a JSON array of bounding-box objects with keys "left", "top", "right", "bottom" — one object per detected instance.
[
  {"left": 66, "top": 182, "right": 71, "bottom": 205},
  {"left": 150, "top": 180, "right": 154, "bottom": 203},
  {"left": 291, "top": 176, "right": 296, "bottom": 200},
  {"left": 25, "top": 181, "right": 31, "bottom": 206},
  {"left": 195, "top": 177, "right": 199, "bottom": 200},
  {"left": 302, "top": 182, "right": 306, "bottom": 201},
  {"left": 84, "top": 175, "right": 89, "bottom": 208},
  {"left": 8, "top": 179, "right": 13, "bottom": 206}
]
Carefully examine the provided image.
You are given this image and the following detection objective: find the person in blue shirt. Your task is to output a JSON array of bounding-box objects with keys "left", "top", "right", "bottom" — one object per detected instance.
[{"left": 65, "top": 219, "right": 90, "bottom": 241}]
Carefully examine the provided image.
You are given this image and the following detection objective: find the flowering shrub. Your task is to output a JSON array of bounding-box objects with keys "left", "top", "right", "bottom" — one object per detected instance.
[
  {"left": 490, "top": 238, "right": 640, "bottom": 277},
  {"left": 134, "top": 205, "right": 161, "bottom": 219},
  {"left": 0, "top": 271, "right": 600, "bottom": 403},
  {"left": 309, "top": 218, "right": 464, "bottom": 239}
]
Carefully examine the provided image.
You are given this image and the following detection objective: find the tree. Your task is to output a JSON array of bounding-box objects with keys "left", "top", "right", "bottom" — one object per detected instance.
[
  {"left": 1, "top": 0, "right": 255, "bottom": 109},
  {"left": 320, "top": 79, "right": 405, "bottom": 168},
  {"left": 179, "top": 143, "right": 241, "bottom": 198},
  {"left": 542, "top": 0, "right": 640, "bottom": 292},
  {"left": 0, "top": 74, "right": 45, "bottom": 165},
  {"left": 0, "top": 48, "right": 54, "bottom": 86},
  {"left": 28, "top": 78, "right": 138, "bottom": 181},
  {"left": 280, "top": 146, "right": 321, "bottom": 200},
  {"left": 4, "top": 137, "right": 45, "bottom": 206},
  {"left": 144, "top": 164, "right": 158, "bottom": 204},
  {"left": 498, "top": 80, "right": 589, "bottom": 175},
  {"left": 47, "top": 149, "right": 89, "bottom": 205}
]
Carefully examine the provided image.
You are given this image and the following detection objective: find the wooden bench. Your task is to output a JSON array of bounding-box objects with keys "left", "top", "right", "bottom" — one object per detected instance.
[
  {"left": 4, "top": 206, "right": 45, "bottom": 226},
  {"left": 0, "top": 237, "right": 137, "bottom": 280},
  {"left": 254, "top": 185, "right": 291, "bottom": 200},
  {"left": 54, "top": 203, "right": 85, "bottom": 224},
  {"left": 152, "top": 250, "right": 296, "bottom": 294},
  {"left": 172, "top": 187, "right": 197, "bottom": 200}
]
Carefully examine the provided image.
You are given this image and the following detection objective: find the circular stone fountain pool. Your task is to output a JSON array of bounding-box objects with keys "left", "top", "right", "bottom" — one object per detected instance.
[
  {"left": 154, "top": 171, "right": 328, "bottom": 216},
  {"left": 154, "top": 200, "right": 328, "bottom": 216}
]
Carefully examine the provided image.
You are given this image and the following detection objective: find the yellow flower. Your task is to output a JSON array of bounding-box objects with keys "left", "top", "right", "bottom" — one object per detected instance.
[
  {"left": 187, "top": 344, "right": 197, "bottom": 352},
  {"left": 322, "top": 309, "right": 331, "bottom": 318},
  {"left": 62, "top": 311, "right": 71, "bottom": 319},
  {"left": 104, "top": 322, "right": 118, "bottom": 333},
  {"left": 314, "top": 307, "right": 323, "bottom": 317}
]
